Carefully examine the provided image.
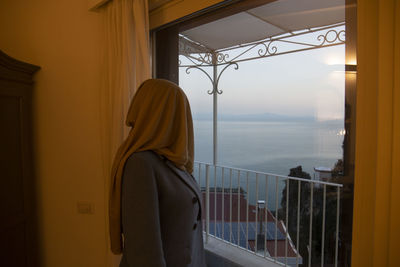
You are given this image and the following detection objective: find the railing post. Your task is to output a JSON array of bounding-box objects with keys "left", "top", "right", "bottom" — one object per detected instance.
[
  {"left": 275, "top": 176, "right": 278, "bottom": 262},
  {"left": 296, "top": 181, "right": 301, "bottom": 267},
  {"left": 237, "top": 170, "right": 241, "bottom": 247},
  {"left": 229, "top": 168, "right": 233, "bottom": 243},
  {"left": 212, "top": 53, "right": 218, "bottom": 166},
  {"left": 246, "top": 172, "right": 249, "bottom": 250},
  {"left": 255, "top": 174, "right": 259, "bottom": 253},
  {"left": 309, "top": 182, "right": 314, "bottom": 267},
  {"left": 264, "top": 174, "right": 269, "bottom": 258},
  {"left": 335, "top": 188, "right": 340, "bottom": 267},
  {"left": 214, "top": 167, "right": 217, "bottom": 237},
  {"left": 321, "top": 185, "right": 326, "bottom": 267},
  {"left": 285, "top": 179, "right": 289, "bottom": 266},
  {"left": 206, "top": 164, "right": 210, "bottom": 244},
  {"left": 222, "top": 167, "right": 225, "bottom": 240}
]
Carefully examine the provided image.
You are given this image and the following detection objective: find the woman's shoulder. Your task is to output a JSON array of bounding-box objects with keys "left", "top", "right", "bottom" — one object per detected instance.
[
  {"left": 125, "top": 150, "right": 164, "bottom": 168},
  {"left": 122, "top": 151, "right": 165, "bottom": 188}
]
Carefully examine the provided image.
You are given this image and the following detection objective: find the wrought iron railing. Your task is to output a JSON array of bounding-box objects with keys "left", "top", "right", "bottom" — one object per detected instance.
[{"left": 194, "top": 162, "right": 343, "bottom": 267}]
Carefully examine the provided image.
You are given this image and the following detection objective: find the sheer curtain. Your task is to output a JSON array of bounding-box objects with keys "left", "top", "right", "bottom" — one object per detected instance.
[{"left": 98, "top": 0, "right": 150, "bottom": 265}]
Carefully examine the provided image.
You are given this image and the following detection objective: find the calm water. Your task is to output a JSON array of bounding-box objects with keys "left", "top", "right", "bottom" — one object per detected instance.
[
  {"left": 193, "top": 119, "right": 344, "bottom": 207},
  {"left": 194, "top": 119, "right": 343, "bottom": 175}
]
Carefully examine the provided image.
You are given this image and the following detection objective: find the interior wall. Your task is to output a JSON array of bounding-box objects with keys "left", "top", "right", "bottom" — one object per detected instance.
[
  {"left": 1, "top": 0, "right": 398, "bottom": 266},
  {"left": 0, "top": 0, "right": 107, "bottom": 266}
]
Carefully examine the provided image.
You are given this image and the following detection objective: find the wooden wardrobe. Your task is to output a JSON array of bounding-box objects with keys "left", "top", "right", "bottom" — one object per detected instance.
[{"left": 0, "top": 50, "right": 40, "bottom": 267}]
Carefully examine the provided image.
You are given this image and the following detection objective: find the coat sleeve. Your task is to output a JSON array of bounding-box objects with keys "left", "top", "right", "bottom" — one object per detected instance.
[{"left": 121, "top": 154, "right": 166, "bottom": 267}]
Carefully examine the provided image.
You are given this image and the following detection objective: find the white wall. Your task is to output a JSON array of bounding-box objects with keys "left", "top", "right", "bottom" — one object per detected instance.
[{"left": 0, "top": 0, "right": 108, "bottom": 266}]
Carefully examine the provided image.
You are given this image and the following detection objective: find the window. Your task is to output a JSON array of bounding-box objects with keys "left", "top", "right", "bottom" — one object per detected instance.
[{"left": 153, "top": 0, "right": 356, "bottom": 265}]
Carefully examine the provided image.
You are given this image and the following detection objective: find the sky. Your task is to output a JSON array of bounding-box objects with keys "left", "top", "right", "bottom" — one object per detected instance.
[{"left": 179, "top": 37, "right": 346, "bottom": 121}]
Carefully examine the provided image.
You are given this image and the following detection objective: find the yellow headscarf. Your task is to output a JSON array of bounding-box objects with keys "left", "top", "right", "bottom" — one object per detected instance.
[{"left": 109, "top": 79, "right": 194, "bottom": 254}]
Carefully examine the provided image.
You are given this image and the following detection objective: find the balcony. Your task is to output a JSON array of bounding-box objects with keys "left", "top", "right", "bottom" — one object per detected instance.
[{"left": 193, "top": 162, "right": 342, "bottom": 267}]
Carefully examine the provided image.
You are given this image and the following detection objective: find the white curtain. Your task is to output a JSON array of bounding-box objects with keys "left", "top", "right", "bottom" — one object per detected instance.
[{"left": 98, "top": 0, "right": 150, "bottom": 265}]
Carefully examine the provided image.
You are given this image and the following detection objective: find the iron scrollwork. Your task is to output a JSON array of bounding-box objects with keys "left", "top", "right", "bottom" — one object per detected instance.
[
  {"left": 317, "top": 29, "right": 346, "bottom": 46},
  {"left": 184, "top": 62, "right": 239, "bottom": 95}
]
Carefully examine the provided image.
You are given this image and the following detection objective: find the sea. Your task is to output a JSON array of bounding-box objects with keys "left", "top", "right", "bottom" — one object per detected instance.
[{"left": 192, "top": 119, "right": 344, "bottom": 208}]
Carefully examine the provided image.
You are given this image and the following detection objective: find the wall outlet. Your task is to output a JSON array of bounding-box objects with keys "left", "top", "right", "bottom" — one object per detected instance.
[{"left": 77, "top": 201, "right": 95, "bottom": 214}]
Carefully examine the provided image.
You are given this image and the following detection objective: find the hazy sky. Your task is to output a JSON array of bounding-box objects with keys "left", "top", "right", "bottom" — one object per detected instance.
[{"left": 179, "top": 42, "right": 345, "bottom": 121}]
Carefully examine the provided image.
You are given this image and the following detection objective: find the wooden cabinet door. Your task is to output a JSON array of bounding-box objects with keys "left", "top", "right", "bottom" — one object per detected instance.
[{"left": 0, "top": 51, "right": 39, "bottom": 267}]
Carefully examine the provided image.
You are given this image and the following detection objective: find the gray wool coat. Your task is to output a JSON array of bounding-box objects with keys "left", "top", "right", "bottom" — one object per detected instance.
[{"left": 119, "top": 151, "right": 206, "bottom": 267}]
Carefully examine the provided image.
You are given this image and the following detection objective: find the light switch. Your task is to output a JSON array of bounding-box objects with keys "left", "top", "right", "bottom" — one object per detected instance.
[{"left": 77, "top": 201, "right": 95, "bottom": 214}]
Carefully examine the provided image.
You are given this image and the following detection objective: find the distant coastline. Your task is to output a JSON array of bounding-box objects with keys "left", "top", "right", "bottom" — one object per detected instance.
[{"left": 192, "top": 112, "right": 343, "bottom": 123}]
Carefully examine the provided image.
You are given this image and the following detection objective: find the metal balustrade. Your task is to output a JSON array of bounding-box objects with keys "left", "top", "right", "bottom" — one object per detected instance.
[{"left": 194, "top": 162, "right": 343, "bottom": 267}]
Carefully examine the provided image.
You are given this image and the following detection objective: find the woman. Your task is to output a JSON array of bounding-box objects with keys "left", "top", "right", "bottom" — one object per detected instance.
[{"left": 109, "top": 79, "right": 206, "bottom": 267}]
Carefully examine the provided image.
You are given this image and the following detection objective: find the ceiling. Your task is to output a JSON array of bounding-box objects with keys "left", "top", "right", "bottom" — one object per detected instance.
[
  {"left": 181, "top": 0, "right": 348, "bottom": 53},
  {"left": 148, "top": 0, "right": 172, "bottom": 11}
]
